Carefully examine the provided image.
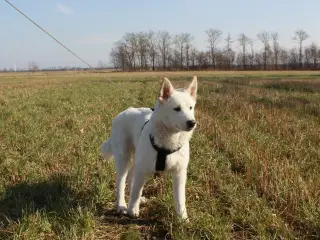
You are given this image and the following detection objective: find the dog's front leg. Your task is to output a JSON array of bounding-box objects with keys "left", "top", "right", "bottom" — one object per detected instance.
[
  {"left": 172, "top": 168, "right": 188, "bottom": 221},
  {"left": 127, "top": 170, "right": 148, "bottom": 218}
]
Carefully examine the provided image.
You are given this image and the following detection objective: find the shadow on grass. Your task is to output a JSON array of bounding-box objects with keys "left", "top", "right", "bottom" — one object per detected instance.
[
  {"left": 100, "top": 200, "right": 169, "bottom": 239},
  {"left": 0, "top": 173, "right": 170, "bottom": 239},
  {"left": 0, "top": 174, "right": 93, "bottom": 239},
  {"left": 0, "top": 174, "right": 81, "bottom": 220},
  {"left": 101, "top": 209, "right": 158, "bottom": 226}
]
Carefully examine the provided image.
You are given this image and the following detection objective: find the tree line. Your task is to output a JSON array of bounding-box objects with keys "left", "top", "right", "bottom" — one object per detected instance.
[{"left": 110, "top": 29, "right": 320, "bottom": 71}]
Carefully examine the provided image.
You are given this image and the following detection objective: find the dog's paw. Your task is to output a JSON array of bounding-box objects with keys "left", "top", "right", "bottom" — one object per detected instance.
[
  {"left": 178, "top": 215, "right": 189, "bottom": 223},
  {"left": 140, "top": 196, "right": 148, "bottom": 203},
  {"left": 117, "top": 205, "right": 128, "bottom": 215},
  {"left": 182, "top": 217, "right": 190, "bottom": 223},
  {"left": 128, "top": 208, "right": 139, "bottom": 218},
  {"left": 177, "top": 211, "right": 189, "bottom": 223}
]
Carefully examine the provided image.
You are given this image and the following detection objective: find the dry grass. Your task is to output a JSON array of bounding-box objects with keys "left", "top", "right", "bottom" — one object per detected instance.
[{"left": 0, "top": 71, "right": 319, "bottom": 239}]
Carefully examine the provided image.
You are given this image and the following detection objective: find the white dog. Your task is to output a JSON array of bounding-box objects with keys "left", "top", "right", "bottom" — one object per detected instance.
[{"left": 100, "top": 76, "right": 198, "bottom": 220}]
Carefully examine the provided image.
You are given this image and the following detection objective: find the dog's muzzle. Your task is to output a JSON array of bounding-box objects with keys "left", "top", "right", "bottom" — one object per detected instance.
[{"left": 186, "top": 120, "right": 196, "bottom": 131}]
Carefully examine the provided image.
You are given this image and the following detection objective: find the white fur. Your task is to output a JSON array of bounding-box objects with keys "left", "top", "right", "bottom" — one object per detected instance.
[{"left": 100, "top": 76, "right": 198, "bottom": 220}]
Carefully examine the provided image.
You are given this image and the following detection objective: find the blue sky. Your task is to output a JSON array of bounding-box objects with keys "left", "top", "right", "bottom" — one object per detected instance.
[{"left": 1, "top": 0, "right": 320, "bottom": 69}]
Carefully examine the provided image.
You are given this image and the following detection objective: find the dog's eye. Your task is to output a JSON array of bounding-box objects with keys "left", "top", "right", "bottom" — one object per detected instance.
[
  {"left": 190, "top": 106, "right": 193, "bottom": 110},
  {"left": 174, "top": 106, "right": 181, "bottom": 112}
]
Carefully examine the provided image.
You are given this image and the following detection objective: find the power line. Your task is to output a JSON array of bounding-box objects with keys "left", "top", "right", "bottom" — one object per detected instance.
[{"left": 5, "top": 0, "right": 94, "bottom": 69}]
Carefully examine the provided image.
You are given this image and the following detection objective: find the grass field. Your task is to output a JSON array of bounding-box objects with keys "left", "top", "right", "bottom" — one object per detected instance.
[{"left": 0, "top": 71, "right": 319, "bottom": 239}]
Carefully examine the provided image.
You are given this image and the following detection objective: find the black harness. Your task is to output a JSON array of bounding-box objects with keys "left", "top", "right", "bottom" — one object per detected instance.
[
  {"left": 149, "top": 134, "right": 182, "bottom": 171},
  {"left": 141, "top": 108, "right": 182, "bottom": 172}
]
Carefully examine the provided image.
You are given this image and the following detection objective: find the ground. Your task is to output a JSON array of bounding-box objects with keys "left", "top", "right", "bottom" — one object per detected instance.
[{"left": 0, "top": 71, "right": 319, "bottom": 240}]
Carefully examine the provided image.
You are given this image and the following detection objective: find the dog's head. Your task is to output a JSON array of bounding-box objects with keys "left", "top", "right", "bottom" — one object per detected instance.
[{"left": 155, "top": 76, "right": 198, "bottom": 132}]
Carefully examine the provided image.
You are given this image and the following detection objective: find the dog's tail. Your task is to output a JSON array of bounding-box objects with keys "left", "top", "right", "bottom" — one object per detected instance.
[{"left": 100, "top": 138, "right": 113, "bottom": 160}]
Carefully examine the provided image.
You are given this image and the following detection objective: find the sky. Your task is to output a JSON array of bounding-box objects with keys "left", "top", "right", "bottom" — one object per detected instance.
[{"left": 1, "top": 0, "right": 320, "bottom": 69}]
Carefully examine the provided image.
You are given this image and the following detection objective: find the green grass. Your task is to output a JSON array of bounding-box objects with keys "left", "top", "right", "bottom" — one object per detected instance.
[{"left": 0, "top": 71, "right": 319, "bottom": 239}]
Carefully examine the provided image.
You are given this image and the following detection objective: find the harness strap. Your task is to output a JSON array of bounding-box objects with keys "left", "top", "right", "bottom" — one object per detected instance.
[
  {"left": 140, "top": 108, "right": 153, "bottom": 133},
  {"left": 149, "top": 134, "right": 182, "bottom": 171},
  {"left": 141, "top": 120, "right": 149, "bottom": 133}
]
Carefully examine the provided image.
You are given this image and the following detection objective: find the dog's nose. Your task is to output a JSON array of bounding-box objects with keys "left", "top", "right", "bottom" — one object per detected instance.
[{"left": 186, "top": 120, "right": 196, "bottom": 129}]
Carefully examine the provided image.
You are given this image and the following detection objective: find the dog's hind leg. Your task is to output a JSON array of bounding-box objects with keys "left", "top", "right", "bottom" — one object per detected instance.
[
  {"left": 111, "top": 136, "right": 132, "bottom": 214},
  {"left": 114, "top": 151, "right": 131, "bottom": 214},
  {"left": 127, "top": 163, "right": 134, "bottom": 194}
]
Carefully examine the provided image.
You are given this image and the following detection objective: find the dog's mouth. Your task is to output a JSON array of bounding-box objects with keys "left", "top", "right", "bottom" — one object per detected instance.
[
  {"left": 175, "top": 122, "right": 197, "bottom": 132},
  {"left": 186, "top": 125, "right": 196, "bottom": 131},
  {"left": 178, "top": 124, "right": 196, "bottom": 132}
]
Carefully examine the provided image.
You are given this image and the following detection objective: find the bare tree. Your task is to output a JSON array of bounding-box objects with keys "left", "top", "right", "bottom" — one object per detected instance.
[
  {"left": 289, "top": 48, "right": 299, "bottom": 69},
  {"left": 272, "top": 32, "right": 280, "bottom": 70},
  {"left": 249, "top": 40, "right": 255, "bottom": 69},
  {"left": 28, "top": 61, "right": 39, "bottom": 72},
  {"left": 190, "top": 47, "right": 198, "bottom": 69},
  {"left": 309, "top": 43, "right": 318, "bottom": 69},
  {"left": 293, "top": 29, "right": 309, "bottom": 68},
  {"left": 238, "top": 33, "right": 251, "bottom": 69},
  {"left": 157, "top": 30, "right": 171, "bottom": 70},
  {"left": 197, "top": 51, "right": 210, "bottom": 69},
  {"left": 255, "top": 52, "right": 263, "bottom": 69},
  {"left": 235, "top": 53, "right": 244, "bottom": 69},
  {"left": 174, "top": 34, "right": 185, "bottom": 70},
  {"left": 304, "top": 47, "right": 312, "bottom": 69},
  {"left": 147, "top": 31, "right": 158, "bottom": 71},
  {"left": 184, "top": 33, "right": 194, "bottom": 69},
  {"left": 224, "top": 33, "right": 235, "bottom": 69},
  {"left": 109, "top": 48, "right": 119, "bottom": 70},
  {"left": 215, "top": 50, "right": 224, "bottom": 69},
  {"left": 123, "top": 33, "right": 138, "bottom": 71},
  {"left": 173, "top": 33, "right": 194, "bottom": 70},
  {"left": 136, "top": 32, "right": 148, "bottom": 70},
  {"left": 257, "top": 31, "right": 270, "bottom": 70},
  {"left": 205, "top": 28, "right": 223, "bottom": 69},
  {"left": 280, "top": 49, "right": 289, "bottom": 70},
  {"left": 110, "top": 41, "right": 127, "bottom": 71}
]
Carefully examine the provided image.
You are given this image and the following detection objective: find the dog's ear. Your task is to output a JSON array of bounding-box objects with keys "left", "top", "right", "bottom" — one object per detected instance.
[
  {"left": 187, "top": 76, "right": 198, "bottom": 100},
  {"left": 159, "top": 77, "right": 174, "bottom": 102}
]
